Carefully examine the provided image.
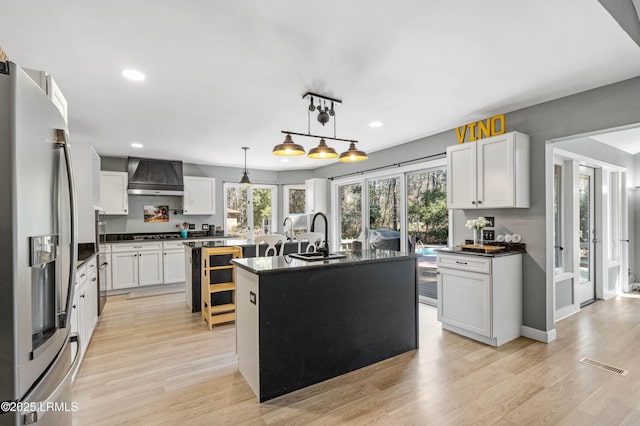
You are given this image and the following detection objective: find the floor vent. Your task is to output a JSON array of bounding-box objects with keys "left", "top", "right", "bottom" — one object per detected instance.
[{"left": 579, "top": 358, "right": 629, "bottom": 376}]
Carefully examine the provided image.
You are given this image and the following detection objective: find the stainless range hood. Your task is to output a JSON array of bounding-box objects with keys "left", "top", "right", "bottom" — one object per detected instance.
[{"left": 127, "top": 157, "right": 184, "bottom": 196}]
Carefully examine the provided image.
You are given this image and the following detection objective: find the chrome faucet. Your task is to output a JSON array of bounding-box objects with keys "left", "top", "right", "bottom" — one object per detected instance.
[
  {"left": 310, "top": 212, "right": 329, "bottom": 257},
  {"left": 282, "top": 216, "right": 293, "bottom": 242}
]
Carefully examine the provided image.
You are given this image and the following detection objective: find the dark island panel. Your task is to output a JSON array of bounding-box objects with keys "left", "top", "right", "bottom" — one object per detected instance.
[{"left": 256, "top": 256, "right": 417, "bottom": 402}]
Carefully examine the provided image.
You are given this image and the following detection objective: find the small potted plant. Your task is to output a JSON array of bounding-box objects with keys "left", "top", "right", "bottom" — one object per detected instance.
[
  {"left": 465, "top": 217, "right": 488, "bottom": 246},
  {"left": 176, "top": 222, "right": 189, "bottom": 238}
]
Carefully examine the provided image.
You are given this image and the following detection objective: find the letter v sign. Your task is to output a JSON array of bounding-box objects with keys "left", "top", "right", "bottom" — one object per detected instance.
[{"left": 456, "top": 125, "right": 467, "bottom": 144}]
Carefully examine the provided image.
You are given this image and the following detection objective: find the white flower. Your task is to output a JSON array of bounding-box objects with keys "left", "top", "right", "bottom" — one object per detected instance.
[{"left": 465, "top": 217, "right": 488, "bottom": 230}]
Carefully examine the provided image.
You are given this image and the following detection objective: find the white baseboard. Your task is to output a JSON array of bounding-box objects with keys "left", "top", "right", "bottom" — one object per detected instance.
[
  {"left": 554, "top": 304, "right": 580, "bottom": 322},
  {"left": 521, "top": 325, "right": 556, "bottom": 343}
]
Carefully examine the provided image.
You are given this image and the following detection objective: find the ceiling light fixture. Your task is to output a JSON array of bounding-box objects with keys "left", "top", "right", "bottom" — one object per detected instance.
[
  {"left": 239, "top": 146, "right": 251, "bottom": 186},
  {"left": 122, "top": 69, "right": 146, "bottom": 81},
  {"left": 274, "top": 92, "right": 367, "bottom": 162},
  {"left": 131, "top": 142, "right": 144, "bottom": 148},
  {"left": 368, "top": 121, "right": 384, "bottom": 128}
]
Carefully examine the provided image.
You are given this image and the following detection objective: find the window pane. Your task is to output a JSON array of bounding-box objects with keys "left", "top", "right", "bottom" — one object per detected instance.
[
  {"left": 226, "top": 186, "right": 248, "bottom": 238},
  {"left": 253, "top": 188, "right": 273, "bottom": 237},
  {"left": 288, "top": 188, "right": 306, "bottom": 214},
  {"left": 554, "top": 165, "right": 563, "bottom": 270},
  {"left": 339, "top": 183, "right": 362, "bottom": 251},
  {"left": 579, "top": 173, "right": 591, "bottom": 284}
]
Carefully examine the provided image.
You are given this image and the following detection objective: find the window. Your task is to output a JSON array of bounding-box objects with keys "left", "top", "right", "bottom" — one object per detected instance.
[
  {"left": 283, "top": 184, "right": 305, "bottom": 217},
  {"left": 224, "top": 183, "right": 277, "bottom": 240}
]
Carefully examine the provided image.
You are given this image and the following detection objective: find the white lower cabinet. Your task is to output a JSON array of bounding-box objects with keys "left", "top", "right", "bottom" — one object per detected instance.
[
  {"left": 111, "top": 242, "right": 163, "bottom": 289},
  {"left": 163, "top": 250, "right": 185, "bottom": 283},
  {"left": 110, "top": 241, "right": 187, "bottom": 290},
  {"left": 437, "top": 252, "right": 522, "bottom": 347},
  {"left": 71, "top": 256, "right": 98, "bottom": 381}
]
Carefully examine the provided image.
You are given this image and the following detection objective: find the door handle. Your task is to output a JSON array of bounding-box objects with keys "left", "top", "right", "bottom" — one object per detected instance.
[
  {"left": 55, "top": 130, "right": 77, "bottom": 329},
  {"left": 21, "top": 334, "right": 81, "bottom": 424}
]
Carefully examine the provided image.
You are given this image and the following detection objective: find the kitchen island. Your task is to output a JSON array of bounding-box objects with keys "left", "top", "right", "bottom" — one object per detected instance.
[
  {"left": 183, "top": 239, "right": 308, "bottom": 312},
  {"left": 232, "top": 250, "right": 418, "bottom": 402}
]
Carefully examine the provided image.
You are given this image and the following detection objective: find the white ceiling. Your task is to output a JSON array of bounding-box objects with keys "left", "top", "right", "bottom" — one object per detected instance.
[
  {"left": 3, "top": 0, "right": 640, "bottom": 171},
  {"left": 590, "top": 127, "right": 640, "bottom": 154}
]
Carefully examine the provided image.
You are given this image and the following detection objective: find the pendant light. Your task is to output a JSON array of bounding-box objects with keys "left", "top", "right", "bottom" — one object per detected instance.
[
  {"left": 239, "top": 147, "right": 251, "bottom": 186},
  {"left": 274, "top": 92, "right": 367, "bottom": 162},
  {"left": 272, "top": 133, "right": 306, "bottom": 156},
  {"left": 307, "top": 138, "right": 338, "bottom": 159},
  {"left": 338, "top": 142, "right": 368, "bottom": 162}
]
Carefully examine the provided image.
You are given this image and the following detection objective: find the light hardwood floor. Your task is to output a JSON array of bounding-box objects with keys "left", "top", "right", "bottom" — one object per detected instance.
[{"left": 73, "top": 292, "right": 640, "bottom": 425}]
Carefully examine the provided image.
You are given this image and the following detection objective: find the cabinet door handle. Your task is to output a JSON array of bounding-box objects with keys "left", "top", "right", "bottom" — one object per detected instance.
[
  {"left": 124, "top": 209, "right": 127, "bottom": 212},
  {"left": 477, "top": 200, "right": 482, "bottom": 204},
  {"left": 80, "top": 294, "right": 85, "bottom": 298},
  {"left": 92, "top": 277, "right": 97, "bottom": 282},
  {"left": 471, "top": 201, "right": 476, "bottom": 205},
  {"left": 134, "top": 254, "right": 138, "bottom": 257},
  {"left": 455, "top": 261, "right": 468, "bottom": 265}
]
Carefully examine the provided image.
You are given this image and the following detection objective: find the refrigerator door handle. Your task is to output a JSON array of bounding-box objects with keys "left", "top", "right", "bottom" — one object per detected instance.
[
  {"left": 21, "top": 334, "right": 81, "bottom": 425},
  {"left": 55, "top": 129, "right": 78, "bottom": 329}
]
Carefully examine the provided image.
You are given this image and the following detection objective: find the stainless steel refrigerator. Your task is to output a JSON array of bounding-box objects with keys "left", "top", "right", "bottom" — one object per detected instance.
[{"left": 0, "top": 62, "right": 80, "bottom": 425}]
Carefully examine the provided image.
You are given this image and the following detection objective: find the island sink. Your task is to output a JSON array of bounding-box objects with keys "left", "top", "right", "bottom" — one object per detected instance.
[{"left": 288, "top": 252, "right": 346, "bottom": 261}]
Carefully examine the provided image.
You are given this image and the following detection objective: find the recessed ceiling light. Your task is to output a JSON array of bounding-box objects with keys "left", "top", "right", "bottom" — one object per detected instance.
[
  {"left": 131, "top": 143, "right": 144, "bottom": 148},
  {"left": 281, "top": 158, "right": 289, "bottom": 163},
  {"left": 368, "top": 121, "right": 384, "bottom": 128},
  {"left": 122, "top": 69, "right": 146, "bottom": 81}
]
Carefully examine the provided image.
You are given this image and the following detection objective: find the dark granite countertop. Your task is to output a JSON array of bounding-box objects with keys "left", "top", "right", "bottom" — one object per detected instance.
[
  {"left": 105, "top": 234, "right": 239, "bottom": 244},
  {"left": 183, "top": 239, "right": 251, "bottom": 248},
  {"left": 435, "top": 247, "right": 523, "bottom": 258},
  {"left": 232, "top": 249, "right": 418, "bottom": 275}
]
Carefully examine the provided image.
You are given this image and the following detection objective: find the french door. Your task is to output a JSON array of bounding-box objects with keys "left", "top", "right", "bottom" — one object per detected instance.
[
  {"left": 576, "top": 166, "right": 595, "bottom": 306},
  {"left": 336, "top": 174, "right": 403, "bottom": 251}
]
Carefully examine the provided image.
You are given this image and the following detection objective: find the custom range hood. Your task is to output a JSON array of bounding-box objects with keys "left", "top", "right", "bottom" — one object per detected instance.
[{"left": 127, "top": 157, "right": 184, "bottom": 195}]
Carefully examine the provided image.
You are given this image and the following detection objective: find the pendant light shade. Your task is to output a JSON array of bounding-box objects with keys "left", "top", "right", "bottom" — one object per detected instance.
[
  {"left": 240, "top": 147, "right": 251, "bottom": 186},
  {"left": 239, "top": 171, "right": 251, "bottom": 185},
  {"left": 307, "top": 138, "right": 338, "bottom": 159},
  {"left": 272, "top": 133, "right": 306, "bottom": 156},
  {"left": 338, "top": 142, "right": 368, "bottom": 163}
]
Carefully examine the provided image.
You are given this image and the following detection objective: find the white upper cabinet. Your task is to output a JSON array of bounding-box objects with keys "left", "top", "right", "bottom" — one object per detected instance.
[
  {"left": 305, "top": 178, "right": 328, "bottom": 214},
  {"left": 447, "top": 131, "right": 529, "bottom": 209},
  {"left": 100, "top": 171, "right": 129, "bottom": 215},
  {"left": 24, "top": 69, "right": 68, "bottom": 123},
  {"left": 183, "top": 176, "right": 216, "bottom": 215}
]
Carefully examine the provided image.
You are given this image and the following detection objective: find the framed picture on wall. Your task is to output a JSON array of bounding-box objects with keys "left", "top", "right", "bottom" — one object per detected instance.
[{"left": 144, "top": 205, "right": 169, "bottom": 222}]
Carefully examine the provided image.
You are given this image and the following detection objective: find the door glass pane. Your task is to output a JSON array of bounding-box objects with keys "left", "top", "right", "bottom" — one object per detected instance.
[
  {"left": 253, "top": 187, "right": 273, "bottom": 237},
  {"left": 367, "top": 177, "right": 401, "bottom": 250},
  {"left": 338, "top": 183, "right": 362, "bottom": 251},
  {"left": 554, "top": 164, "right": 563, "bottom": 270},
  {"left": 407, "top": 168, "right": 448, "bottom": 302},
  {"left": 579, "top": 173, "right": 591, "bottom": 284},
  {"left": 226, "top": 186, "right": 248, "bottom": 239}
]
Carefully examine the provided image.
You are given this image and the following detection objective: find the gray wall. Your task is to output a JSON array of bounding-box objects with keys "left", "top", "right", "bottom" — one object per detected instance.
[{"left": 313, "top": 75, "right": 640, "bottom": 332}]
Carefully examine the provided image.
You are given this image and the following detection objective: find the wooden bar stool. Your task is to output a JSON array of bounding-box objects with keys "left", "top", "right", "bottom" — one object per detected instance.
[{"left": 201, "top": 246, "right": 242, "bottom": 330}]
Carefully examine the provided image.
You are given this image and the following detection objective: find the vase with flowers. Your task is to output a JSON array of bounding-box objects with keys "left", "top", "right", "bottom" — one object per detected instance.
[{"left": 465, "top": 216, "right": 489, "bottom": 246}]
